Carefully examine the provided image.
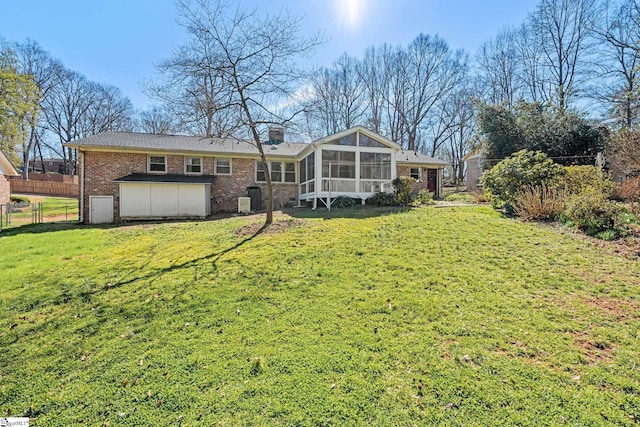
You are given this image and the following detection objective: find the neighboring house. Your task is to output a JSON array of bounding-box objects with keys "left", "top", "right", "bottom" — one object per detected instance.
[
  {"left": 28, "top": 158, "right": 66, "bottom": 174},
  {"left": 0, "top": 150, "right": 19, "bottom": 205},
  {"left": 463, "top": 148, "right": 483, "bottom": 191},
  {"left": 65, "top": 126, "right": 448, "bottom": 224}
]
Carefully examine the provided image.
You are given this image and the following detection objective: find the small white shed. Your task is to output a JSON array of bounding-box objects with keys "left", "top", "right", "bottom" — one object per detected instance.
[{"left": 114, "top": 174, "right": 214, "bottom": 219}]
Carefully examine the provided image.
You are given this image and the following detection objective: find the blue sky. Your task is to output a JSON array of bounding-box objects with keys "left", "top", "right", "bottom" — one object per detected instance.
[{"left": 0, "top": 0, "right": 539, "bottom": 110}]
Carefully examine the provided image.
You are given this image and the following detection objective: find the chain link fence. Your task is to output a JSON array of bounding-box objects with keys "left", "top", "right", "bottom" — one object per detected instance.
[{"left": 0, "top": 199, "right": 79, "bottom": 231}]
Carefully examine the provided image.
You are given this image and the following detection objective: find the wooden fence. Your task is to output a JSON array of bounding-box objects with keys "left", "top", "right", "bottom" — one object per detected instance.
[{"left": 9, "top": 178, "right": 79, "bottom": 198}]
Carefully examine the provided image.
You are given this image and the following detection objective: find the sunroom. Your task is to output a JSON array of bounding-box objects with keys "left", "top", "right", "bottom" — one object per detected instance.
[{"left": 298, "top": 127, "right": 399, "bottom": 208}]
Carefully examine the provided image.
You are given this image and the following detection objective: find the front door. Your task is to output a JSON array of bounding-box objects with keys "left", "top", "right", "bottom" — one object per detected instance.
[{"left": 427, "top": 169, "right": 437, "bottom": 194}]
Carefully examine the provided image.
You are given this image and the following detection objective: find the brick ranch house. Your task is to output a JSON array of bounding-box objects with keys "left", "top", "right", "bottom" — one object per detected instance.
[
  {"left": 65, "top": 126, "right": 448, "bottom": 224},
  {"left": 0, "top": 150, "right": 18, "bottom": 205}
]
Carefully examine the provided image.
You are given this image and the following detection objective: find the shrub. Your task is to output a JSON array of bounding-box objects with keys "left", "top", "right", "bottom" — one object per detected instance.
[
  {"left": 10, "top": 195, "right": 30, "bottom": 204},
  {"left": 480, "top": 150, "right": 565, "bottom": 211},
  {"left": 392, "top": 176, "right": 415, "bottom": 207},
  {"left": 564, "top": 189, "right": 621, "bottom": 236},
  {"left": 563, "top": 165, "right": 615, "bottom": 198},
  {"left": 367, "top": 192, "right": 397, "bottom": 206},
  {"left": 415, "top": 189, "right": 434, "bottom": 205},
  {"left": 514, "top": 184, "right": 565, "bottom": 221},
  {"left": 619, "top": 176, "right": 640, "bottom": 202},
  {"left": 473, "top": 190, "right": 489, "bottom": 203},
  {"left": 332, "top": 196, "right": 356, "bottom": 208}
]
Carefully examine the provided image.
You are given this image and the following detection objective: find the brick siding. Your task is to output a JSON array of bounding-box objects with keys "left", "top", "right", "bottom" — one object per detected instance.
[
  {"left": 0, "top": 175, "right": 10, "bottom": 205},
  {"left": 82, "top": 151, "right": 298, "bottom": 223},
  {"left": 211, "top": 157, "right": 298, "bottom": 212},
  {"left": 396, "top": 166, "right": 440, "bottom": 196}
]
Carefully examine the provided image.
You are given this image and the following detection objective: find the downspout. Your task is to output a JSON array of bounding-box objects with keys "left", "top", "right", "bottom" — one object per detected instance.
[{"left": 79, "top": 150, "right": 84, "bottom": 223}]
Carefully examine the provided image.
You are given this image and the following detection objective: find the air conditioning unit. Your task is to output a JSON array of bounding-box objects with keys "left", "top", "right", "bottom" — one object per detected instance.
[{"left": 238, "top": 197, "right": 251, "bottom": 213}]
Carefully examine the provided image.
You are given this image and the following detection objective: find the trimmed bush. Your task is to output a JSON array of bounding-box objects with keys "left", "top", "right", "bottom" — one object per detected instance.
[
  {"left": 564, "top": 189, "right": 621, "bottom": 237},
  {"left": 415, "top": 189, "right": 434, "bottom": 205},
  {"left": 392, "top": 176, "right": 415, "bottom": 207},
  {"left": 367, "top": 192, "right": 396, "bottom": 206},
  {"left": 481, "top": 150, "right": 565, "bottom": 211},
  {"left": 332, "top": 196, "right": 356, "bottom": 208},
  {"left": 514, "top": 184, "right": 565, "bottom": 221},
  {"left": 10, "top": 195, "right": 30, "bottom": 204},
  {"left": 563, "top": 165, "right": 615, "bottom": 198}
]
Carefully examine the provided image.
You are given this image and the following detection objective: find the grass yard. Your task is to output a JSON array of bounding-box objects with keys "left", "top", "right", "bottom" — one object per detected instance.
[{"left": 1, "top": 206, "right": 640, "bottom": 425}]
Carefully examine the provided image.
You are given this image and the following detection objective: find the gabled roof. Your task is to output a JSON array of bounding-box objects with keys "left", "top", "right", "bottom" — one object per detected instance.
[
  {"left": 311, "top": 125, "right": 401, "bottom": 150},
  {"left": 462, "top": 147, "right": 482, "bottom": 161},
  {"left": 64, "top": 131, "right": 309, "bottom": 157},
  {"left": 396, "top": 150, "right": 449, "bottom": 166},
  {"left": 0, "top": 150, "right": 18, "bottom": 176},
  {"left": 64, "top": 128, "right": 449, "bottom": 167}
]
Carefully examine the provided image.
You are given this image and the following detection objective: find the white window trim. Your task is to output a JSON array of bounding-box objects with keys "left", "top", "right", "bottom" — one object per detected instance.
[
  {"left": 214, "top": 158, "right": 232, "bottom": 175},
  {"left": 148, "top": 155, "right": 167, "bottom": 174},
  {"left": 410, "top": 167, "right": 421, "bottom": 180},
  {"left": 256, "top": 160, "right": 296, "bottom": 183},
  {"left": 184, "top": 156, "right": 203, "bottom": 175}
]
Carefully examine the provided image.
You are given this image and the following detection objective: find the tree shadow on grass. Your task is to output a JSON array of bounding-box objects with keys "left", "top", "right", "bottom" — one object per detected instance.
[
  {"left": 282, "top": 205, "right": 412, "bottom": 220},
  {"left": 90, "top": 223, "right": 269, "bottom": 295}
]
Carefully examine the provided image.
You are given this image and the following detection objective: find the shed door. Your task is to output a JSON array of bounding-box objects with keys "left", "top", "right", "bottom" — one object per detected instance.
[{"left": 90, "top": 196, "right": 114, "bottom": 224}]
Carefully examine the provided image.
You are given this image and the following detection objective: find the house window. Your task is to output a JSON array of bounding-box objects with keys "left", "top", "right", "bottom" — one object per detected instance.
[
  {"left": 256, "top": 161, "right": 267, "bottom": 182},
  {"left": 215, "top": 158, "right": 231, "bottom": 175},
  {"left": 148, "top": 155, "right": 167, "bottom": 173},
  {"left": 185, "top": 157, "right": 202, "bottom": 174},
  {"left": 284, "top": 162, "right": 296, "bottom": 182},
  {"left": 256, "top": 161, "right": 296, "bottom": 182},
  {"left": 410, "top": 168, "right": 420, "bottom": 180}
]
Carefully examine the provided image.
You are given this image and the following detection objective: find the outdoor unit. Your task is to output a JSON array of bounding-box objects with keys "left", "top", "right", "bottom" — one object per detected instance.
[{"left": 238, "top": 196, "right": 251, "bottom": 213}]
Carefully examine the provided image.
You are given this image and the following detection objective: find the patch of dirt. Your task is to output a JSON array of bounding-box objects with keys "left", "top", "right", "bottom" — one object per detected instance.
[
  {"left": 571, "top": 331, "right": 615, "bottom": 364},
  {"left": 235, "top": 218, "right": 304, "bottom": 237},
  {"left": 580, "top": 296, "right": 640, "bottom": 322},
  {"left": 590, "top": 236, "right": 640, "bottom": 260}
]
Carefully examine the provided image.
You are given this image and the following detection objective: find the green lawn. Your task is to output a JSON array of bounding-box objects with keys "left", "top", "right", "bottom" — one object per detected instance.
[{"left": 1, "top": 206, "right": 640, "bottom": 426}]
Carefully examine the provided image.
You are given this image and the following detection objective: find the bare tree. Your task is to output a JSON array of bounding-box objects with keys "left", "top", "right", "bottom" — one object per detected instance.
[
  {"left": 514, "top": 23, "right": 553, "bottom": 104},
  {"left": 80, "top": 83, "right": 134, "bottom": 136},
  {"left": 308, "top": 53, "right": 365, "bottom": 135},
  {"left": 144, "top": 40, "right": 241, "bottom": 137},
  {"left": 440, "top": 86, "right": 475, "bottom": 184},
  {"left": 138, "top": 105, "right": 181, "bottom": 134},
  {"left": 170, "top": 0, "right": 322, "bottom": 225},
  {"left": 397, "top": 34, "right": 467, "bottom": 153},
  {"left": 6, "top": 39, "right": 63, "bottom": 178},
  {"left": 476, "top": 28, "right": 521, "bottom": 108},
  {"left": 357, "top": 46, "right": 389, "bottom": 133},
  {"left": 595, "top": 0, "right": 640, "bottom": 128},
  {"left": 42, "top": 69, "right": 134, "bottom": 174},
  {"left": 528, "top": 0, "right": 598, "bottom": 112}
]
